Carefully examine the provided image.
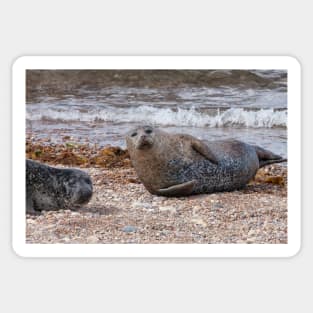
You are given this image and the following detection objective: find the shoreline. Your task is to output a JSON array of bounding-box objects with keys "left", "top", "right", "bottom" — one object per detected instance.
[{"left": 26, "top": 138, "right": 287, "bottom": 244}]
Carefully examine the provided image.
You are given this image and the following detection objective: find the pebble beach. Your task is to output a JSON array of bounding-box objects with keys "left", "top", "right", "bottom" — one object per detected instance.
[{"left": 26, "top": 139, "right": 287, "bottom": 244}]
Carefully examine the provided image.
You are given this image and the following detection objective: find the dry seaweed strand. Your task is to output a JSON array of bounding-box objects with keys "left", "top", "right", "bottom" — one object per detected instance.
[{"left": 26, "top": 137, "right": 131, "bottom": 169}]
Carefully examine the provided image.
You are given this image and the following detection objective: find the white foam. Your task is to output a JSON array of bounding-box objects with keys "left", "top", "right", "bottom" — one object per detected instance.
[{"left": 26, "top": 105, "right": 287, "bottom": 128}]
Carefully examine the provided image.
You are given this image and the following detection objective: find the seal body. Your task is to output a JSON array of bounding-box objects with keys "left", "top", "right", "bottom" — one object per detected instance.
[
  {"left": 126, "top": 126, "right": 286, "bottom": 196},
  {"left": 26, "top": 159, "right": 93, "bottom": 213}
]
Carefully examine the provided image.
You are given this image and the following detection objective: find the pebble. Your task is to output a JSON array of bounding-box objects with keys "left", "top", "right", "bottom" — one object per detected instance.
[
  {"left": 70, "top": 212, "right": 81, "bottom": 217},
  {"left": 159, "top": 206, "right": 177, "bottom": 213},
  {"left": 212, "top": 203, "right": 224, "bottom": 209},
  {"left": 191, "top": 217, "right": 207, "bottom": 227},
  {"left": 132, "top": 201, "right": 153, "bottom": 210},
  {"left": 26, "top": 218, "right": 36, "bottom": 224},
  {"left": 152, "top": 196, "right": 167, "bottom": 201},
  {"left": 248, "top": 229, "right": 258, "bottom": 236},
  {"left": 192, "top": 206, "right": 201, "bottom": 214},
  {"left": 122, "top": 226, "right": 138, "bottom": 233},
  {"left": 236, "top": 239, "right": 246, "bottom": 244},
  {"left": 86, "top": 235, "right": 100, "bottom": 243}
]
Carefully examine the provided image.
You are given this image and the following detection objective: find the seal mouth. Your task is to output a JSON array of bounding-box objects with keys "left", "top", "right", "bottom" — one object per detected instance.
[
  {"left": 74, "top": 187, "right": 93, "bottom": 205},
  {"left": 137, "top": 142, "right": 152, "bottom": 150},
  {"left": 136, "top": 136, "right": 153, "bottom": 150}
]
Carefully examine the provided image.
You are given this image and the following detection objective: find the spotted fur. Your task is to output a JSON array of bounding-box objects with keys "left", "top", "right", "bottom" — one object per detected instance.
[
  {"left": 126, "top": 126, "right": 286, "bottom": 196},
  {"left": 26, "top": 159, "right": 93, "bottom": 213}
]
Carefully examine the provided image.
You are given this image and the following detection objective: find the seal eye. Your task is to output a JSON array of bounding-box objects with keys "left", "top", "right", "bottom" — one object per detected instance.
[
  {"left": 145, "top": 129, "right": 152, "bottom": 134},
  {"left": 131, "top": 132, "right": 137, "bottom": 137}
]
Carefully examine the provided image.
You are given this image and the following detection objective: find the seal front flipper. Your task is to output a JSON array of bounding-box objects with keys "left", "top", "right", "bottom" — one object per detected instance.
[
  {"left": 191, "top": 139, "right": 218, "bottom": 164},
  {"left": 254, "top": 145, "right": 287, "bottom": 168},
  {"left": 157, "top": 180, "right": 196, "bottom": 197}
]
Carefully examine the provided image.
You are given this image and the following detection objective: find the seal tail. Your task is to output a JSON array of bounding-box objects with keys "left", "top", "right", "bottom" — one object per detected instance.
[{"left": 253, "top": 145, "right": 287, "bottom": 168}]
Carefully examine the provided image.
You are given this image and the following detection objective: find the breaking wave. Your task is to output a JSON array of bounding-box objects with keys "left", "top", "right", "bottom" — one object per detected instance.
[{"left": 27, "top": 105, "right": 287, "bottom": 128}]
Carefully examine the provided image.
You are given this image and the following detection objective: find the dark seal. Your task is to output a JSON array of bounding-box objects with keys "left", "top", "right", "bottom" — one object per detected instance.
[
  {"left": 26, "top": 159, "right": 93, "bottom": 214},
  {"left": 126, "top": 126, "right": 287, "bottom": 197}
]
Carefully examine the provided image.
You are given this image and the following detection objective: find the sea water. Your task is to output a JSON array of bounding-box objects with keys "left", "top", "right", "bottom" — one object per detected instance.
[{"left": 26, "top": 70, "right": 287, "bottom": 157}]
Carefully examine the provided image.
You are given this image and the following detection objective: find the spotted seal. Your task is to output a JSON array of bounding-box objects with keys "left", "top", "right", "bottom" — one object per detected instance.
[
  {"left": 26, "top": 159, "right": 93, "bottom": 214},
  {"left": 126, "top": 126, "right": 287, "bottom": 197}
]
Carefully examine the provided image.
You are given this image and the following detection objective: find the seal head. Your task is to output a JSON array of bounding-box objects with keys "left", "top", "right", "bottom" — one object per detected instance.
[
  {"left": 58, "top": 168, "right": 93, "bottom": 206},
  {"left": 26, "top": 159, "right": 93, "bottom": 214},
  {"left": 128, "top": 125, "right": 155, "bottom": 150}
]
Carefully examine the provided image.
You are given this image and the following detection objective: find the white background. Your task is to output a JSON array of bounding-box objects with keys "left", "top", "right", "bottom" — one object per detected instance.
[{"left": 1, "top": 1, "right": 311, "bottom": 312}]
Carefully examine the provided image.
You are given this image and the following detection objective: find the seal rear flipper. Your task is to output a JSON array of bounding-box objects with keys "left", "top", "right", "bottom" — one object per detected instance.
[
  {"left": 254, "top": 145, "right": 287, "bottom": 168},
  {"left": 192, "top": 139, "right": 218, "bottom": 165},
  {"left": 157, "top": 180, "right": 196, "bottom": 197}
]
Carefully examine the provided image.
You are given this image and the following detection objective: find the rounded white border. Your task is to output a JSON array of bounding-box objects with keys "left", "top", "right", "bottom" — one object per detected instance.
[{"left": 12, "top": 56, "right": 301, "bottom": 258}]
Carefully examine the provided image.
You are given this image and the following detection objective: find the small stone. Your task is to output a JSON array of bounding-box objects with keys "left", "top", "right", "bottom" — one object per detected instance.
[
  {"left": 132, "top": 201, "right": 153, "bottom": 210},
  {"left": 152, "top": 196, "right": 167, "bottom": 201},
  {"left": 192, "top": 206, "right": 201, "bottom": 214},
  {"left": 159, "top": 206, "right": 177, "bottom": 213},
  {"left": 191, "top": 217, "right": 207, "bottom": 227},
  {"left": 86, "top": 235, "right": 100, "bottom": 243},
  {"left": 248, "top": 229, "right": 258, "bottom": 236},
  {"left": 212, "top": 203, "right": 224, "bottom": 209},
  {"left": 26, "top": 219, "right": 36, "bottom": 224},
  {"left": 71, "top": 212, "right": 81, "bottom": 216},
  {"left": 236, "top": 239, "right": 246, "bottom": 244},
  {"left": 122, "top": 226, "right": 138, "bottom": 233}
]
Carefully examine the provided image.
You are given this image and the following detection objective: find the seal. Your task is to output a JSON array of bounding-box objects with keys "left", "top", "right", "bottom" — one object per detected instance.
[
  {"left": 26, "top": 159, "right": 93, "bottom": 214},
  {"left": 126, "top": 125, "right": 287, "bottom": 197}
]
